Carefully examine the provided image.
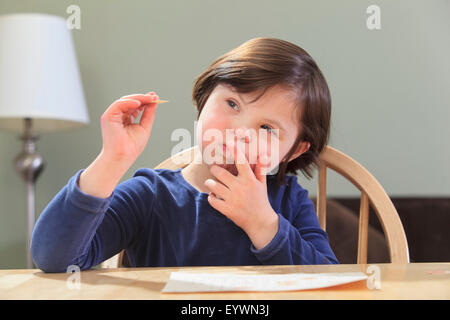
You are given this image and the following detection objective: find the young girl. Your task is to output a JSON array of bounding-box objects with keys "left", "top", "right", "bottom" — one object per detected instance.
[{"left": 31, "top": 37, "right": 338, "bottom": 272}]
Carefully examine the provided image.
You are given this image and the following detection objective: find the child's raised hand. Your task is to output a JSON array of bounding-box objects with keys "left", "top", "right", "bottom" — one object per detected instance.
[
  {"left": 100, "top": 92, "right": 160, "bottom": 164},
  {"left": 204, "top": 137, "right": 279, "bottom": 249}
]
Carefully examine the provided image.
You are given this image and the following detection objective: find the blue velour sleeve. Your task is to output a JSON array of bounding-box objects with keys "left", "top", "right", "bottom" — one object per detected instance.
[{"left": 30, "top": 169, "right": 155, "bottom": 273}]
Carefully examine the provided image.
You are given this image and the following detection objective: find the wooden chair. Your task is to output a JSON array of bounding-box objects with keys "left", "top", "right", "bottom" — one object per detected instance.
[
  {"left": 317, "top": 146, "right": 409, "bottom": 264},
  {"left": 100, "top": 145, "right": 409, "bottom": 268}
]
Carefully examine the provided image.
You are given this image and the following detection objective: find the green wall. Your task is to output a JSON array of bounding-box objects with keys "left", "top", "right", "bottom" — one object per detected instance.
[{"left": 0, "top": 0, "right": 449, "bottom": 268}]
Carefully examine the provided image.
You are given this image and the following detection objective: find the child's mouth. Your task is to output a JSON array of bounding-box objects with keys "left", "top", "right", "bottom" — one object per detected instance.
[
  {"left": 224, "top": 163, "right": 239, "bottom": 176},
  {"left": 217, "top": 144, "right": 259, "bottom": 176}
]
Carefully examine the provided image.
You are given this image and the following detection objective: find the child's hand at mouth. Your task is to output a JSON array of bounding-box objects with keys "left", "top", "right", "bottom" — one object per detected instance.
[
  {"left": 216, "top": 128, "right": 272, "bottom": 177},
  {"left": 204, "top": 138, "right": 278, "bottom": 250}
]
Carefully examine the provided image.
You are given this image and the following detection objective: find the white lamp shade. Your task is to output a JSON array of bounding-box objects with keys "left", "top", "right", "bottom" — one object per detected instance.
[{"left": 0, "top": 13, "right": 89, "bottom": 134}]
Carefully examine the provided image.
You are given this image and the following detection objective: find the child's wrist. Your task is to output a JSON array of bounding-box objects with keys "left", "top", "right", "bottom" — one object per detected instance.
[
  {"left": 79, "top": 151, "right": 131, "bottom": 199},
  {"left": 245, "top": 210, "right": 279, "bottom": 250}
]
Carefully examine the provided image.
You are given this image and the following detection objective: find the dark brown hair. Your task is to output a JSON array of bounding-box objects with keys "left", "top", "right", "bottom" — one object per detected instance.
[{"left": 192, "top": 37, "right": 331, "bottom": 188}]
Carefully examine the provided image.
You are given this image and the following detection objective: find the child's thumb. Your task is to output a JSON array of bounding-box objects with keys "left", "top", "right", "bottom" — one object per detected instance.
[{"left": 139, "top": 104, "right": 158, "bottom": 134}]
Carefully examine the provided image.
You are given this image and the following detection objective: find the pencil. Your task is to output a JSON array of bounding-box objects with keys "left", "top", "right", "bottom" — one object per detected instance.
[{"left": 151, "top": 100, "right": 169, "bottom": 104}]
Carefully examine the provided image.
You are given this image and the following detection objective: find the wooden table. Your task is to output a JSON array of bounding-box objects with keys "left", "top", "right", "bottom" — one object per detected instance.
[{"left": 0, "top": 263, "right": 449, "bottom": 300}]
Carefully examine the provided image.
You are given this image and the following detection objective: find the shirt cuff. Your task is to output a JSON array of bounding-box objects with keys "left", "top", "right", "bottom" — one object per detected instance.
[
  {"left": 68, "top": 169, "right": 115, "bottom": 214},
  {"left": 250, "top": 213, "right": 289, "bottom": 262}
]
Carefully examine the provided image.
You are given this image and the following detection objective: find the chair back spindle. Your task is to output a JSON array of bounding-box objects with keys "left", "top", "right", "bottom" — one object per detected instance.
[{"left": 357, "top": 192, "right": 370, "bottom": 264}]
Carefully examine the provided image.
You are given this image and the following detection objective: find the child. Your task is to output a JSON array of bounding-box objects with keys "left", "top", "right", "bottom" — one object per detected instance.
[{"left": 31, "top": 37, "right": 338, "bottom": 272}]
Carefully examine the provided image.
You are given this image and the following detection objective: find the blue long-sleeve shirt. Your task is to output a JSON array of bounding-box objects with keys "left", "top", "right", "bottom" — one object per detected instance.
[{"left": 31, "top": 167, "right": 338, "bottom": 273}]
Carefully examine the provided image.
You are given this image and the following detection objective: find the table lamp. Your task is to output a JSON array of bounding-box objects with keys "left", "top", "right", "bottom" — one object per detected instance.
[{"left": 0, "top": 13, "right": 89, "bottom": 268}]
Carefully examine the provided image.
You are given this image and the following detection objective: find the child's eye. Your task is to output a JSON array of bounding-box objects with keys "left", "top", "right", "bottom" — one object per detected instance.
[
  {"left": 227, "top": 99, "right": 239, "bottom": 110},
  {"left": 261, "top": 124, "right": 275, "bottom": 134},
  {"left": 226, "top": 99, "right": 276, "bottom": 135}
]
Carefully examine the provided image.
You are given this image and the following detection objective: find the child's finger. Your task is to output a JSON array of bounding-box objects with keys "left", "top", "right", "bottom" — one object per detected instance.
[
  {"left": 107, "top": 94, "right": 156, "bottom": 117},
  {"left": 107, "top": 99, "right": 142, "bottom": 117},
  {"left": 120, "top": 93, "right": 155, "bottom": 105},
  {"left": 255, "top": 153, "right": 269, "bottom": 183},
  {"left": 207, "top": 192, "right": 227, "bottom": 214},
  {"left": 118, "top": 94, "right": 164, "bottom": 112},
  {"left": 226, "top": 138, "right": 252, "bottom": 178},
  {"left": 139, "top": 102, "right": 158, "bottom": 133},
  {"left": 204, "top": 179, "right": 229, "bottom": 201},
  {"left": 126, "top": 108, "right": 142, "bottom": 123},
  {"left": 259, "top": 148, "right": 271, "bottom": 167},
  {"left": 133, "top": 94, "right": 160, "bottom": 127}
]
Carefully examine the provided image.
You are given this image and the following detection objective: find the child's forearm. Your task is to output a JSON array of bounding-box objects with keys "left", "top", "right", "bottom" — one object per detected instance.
[{"left": 79, "top": 151, "right": 133, "bottom": 199}]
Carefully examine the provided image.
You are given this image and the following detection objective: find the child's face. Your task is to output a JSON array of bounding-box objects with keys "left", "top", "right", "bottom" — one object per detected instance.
[{"left": 197, "top": 83, "right": 309, "bottom": 175}]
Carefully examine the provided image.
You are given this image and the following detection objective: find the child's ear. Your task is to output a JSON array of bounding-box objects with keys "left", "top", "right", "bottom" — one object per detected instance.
[{"left": 288, "top": 141, "right": 310, "bottom": 162}]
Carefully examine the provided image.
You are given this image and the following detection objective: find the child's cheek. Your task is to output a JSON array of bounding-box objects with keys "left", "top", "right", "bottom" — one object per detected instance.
[{"left": 198, "top": 115, "right": 230, "bottom": 150}]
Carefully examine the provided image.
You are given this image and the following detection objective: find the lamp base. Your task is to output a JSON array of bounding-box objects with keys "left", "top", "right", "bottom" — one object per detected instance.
[{"left": 13, "top": 118, "right": 45, "bottom": 269}]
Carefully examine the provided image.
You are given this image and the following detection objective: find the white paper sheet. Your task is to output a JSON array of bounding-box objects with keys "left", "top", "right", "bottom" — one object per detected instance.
[{"left": 162, "top": 271, "right": 368, "bottom": 293}]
